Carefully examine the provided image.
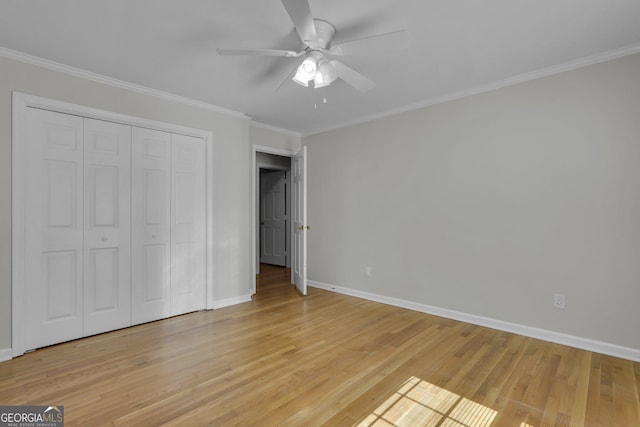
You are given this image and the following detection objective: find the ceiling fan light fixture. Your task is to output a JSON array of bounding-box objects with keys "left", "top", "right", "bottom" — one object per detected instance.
[
  {"left": 301, "top": 57, "right": 317, "bottom": 74},
  {"left": 313, "top": 74, "right": 328, "bottom": 88},
  {"left": 314, "top": 59, "right": 338, "bottom": 88},
  {"left": 292, "top": 55, "right": 318, "bottom": 87},
  {"left": 292, "top": 69, "right": 310, "bottom": 87}
]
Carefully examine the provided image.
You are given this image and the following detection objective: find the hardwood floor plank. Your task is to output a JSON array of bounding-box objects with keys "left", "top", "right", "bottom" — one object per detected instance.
[{"left": 1, "top": 264, "right": 639, "bottom": 426}]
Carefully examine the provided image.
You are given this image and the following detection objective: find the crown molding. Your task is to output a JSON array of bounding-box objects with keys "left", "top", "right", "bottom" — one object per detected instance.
[
  {"left": 0, "top": 46, "right": 251, "bottom": 120},
  {"left": 303, "top": 42, "right": 640, "bottom": 137},
  {"left": 4, "top": 42, "right": 640, "bottom": 138}
]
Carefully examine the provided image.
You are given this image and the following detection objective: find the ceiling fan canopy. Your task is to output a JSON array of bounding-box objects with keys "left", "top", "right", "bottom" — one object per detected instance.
[{"left": 217, "top": 0, "right": 409, "bottom": 92}]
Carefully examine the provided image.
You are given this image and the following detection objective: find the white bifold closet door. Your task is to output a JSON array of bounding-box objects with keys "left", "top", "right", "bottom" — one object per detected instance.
[
  {"left": 170, "top": 134, "right": 206, "bottom": 316},
  {"left": 83, "top": 118, "right": 131, "bottom": 336},
  {"left": 22, "top": 107, "right": 206, "bottom": 351},
  {"left": 131, "top": 129, "right": 206, "bottom": 324},
  {"left": 131, "top": 128, "right": 172, "bottom": 324},
  {"left": 25, "top": 108, "right": 85, "bottom": 350},
  {"left": 24, "top": 109, "right": 131, "bottom": 349}
]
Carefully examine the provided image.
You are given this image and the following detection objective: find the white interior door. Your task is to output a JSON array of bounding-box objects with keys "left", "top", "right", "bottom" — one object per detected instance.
[
  {"left": 83, "top": 118, "right": 131, "bottom": 335},
  {"left": 260, "top": 170, "right": 287, "bottom": 266},
  {"left": 292, "top": 147, "right": 308, "bottom": 295},
  {"left": 171, "top": 134, "right": 206, "bottom": 315},
  {"left": 131, "top": 127, "right": 171, "bottom": 324},
  {"left": 24, "top": 108, "right": 84, "bottom": 350}
]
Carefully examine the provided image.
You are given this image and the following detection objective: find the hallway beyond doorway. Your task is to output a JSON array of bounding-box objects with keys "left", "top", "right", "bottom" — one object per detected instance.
[{"left": 256, "top": 263, "right": 292, "bottom": 293}]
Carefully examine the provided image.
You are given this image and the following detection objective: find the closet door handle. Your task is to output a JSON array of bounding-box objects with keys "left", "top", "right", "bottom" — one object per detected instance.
[{"left": 101, "top": 236, "right": 108, "bottom": 242}]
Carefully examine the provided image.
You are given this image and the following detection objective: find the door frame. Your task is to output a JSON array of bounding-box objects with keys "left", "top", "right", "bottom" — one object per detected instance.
[
  {"left": 12, "top": 92, "right": 215, "bottom": 357},
  {"left": 252, "top": 145, "right": 297, "bottom": 294}
]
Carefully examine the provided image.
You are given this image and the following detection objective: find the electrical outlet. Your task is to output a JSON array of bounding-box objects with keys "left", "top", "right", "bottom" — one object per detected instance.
[
  {"left": 365, "top": 266, "right": 371, "bottom": 277},
  {"left": 554, "top": 294, "right": 565, "bottom": 309}
]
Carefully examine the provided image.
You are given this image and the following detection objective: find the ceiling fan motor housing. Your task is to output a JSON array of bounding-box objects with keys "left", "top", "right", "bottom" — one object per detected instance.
[{"left": 308, "top": 19, "right": 336, "bottom": 50}]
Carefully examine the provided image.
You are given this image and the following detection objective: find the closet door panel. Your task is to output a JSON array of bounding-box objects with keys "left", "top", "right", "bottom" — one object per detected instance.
[
  {"left": 24, "top": 108, "right": 84, "bottom": 350},
  {"left": 132, "top": 127, "right": 171, "bottom": 324},
  {"left": 83, "top": 118, "right": 131, "bottom": 335},
  {"left": 171, "top": 134, "right": 206, "bottom": 315}
]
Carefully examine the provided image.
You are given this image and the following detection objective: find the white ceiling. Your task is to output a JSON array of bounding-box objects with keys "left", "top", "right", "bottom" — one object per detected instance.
[{"left": 1, "top": 0, "right": 640, "bottom": 135}]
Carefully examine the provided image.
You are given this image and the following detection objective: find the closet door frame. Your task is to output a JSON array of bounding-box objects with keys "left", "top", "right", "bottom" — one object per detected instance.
[{"left": 11, "top": 92, "right": 215, "bottom": 357}]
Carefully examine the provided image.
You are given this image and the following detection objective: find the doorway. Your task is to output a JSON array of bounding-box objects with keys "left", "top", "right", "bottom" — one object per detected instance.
[
  {"left": 252, "top": 145, "right": 307, "bottom": 296},
  {"left": 254, "top": 151, "right": 292, "bottom": 292}
]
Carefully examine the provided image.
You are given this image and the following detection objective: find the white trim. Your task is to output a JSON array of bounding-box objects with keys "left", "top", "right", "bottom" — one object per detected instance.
[
  {"left": 14, "top": 92, "right": 213, "bottom": 139},
  {"left": 308, "top": 280, "right": 640, "bottom": 363},
  {"left": 252, "top": 149, "right": 257, "bottom": 283},
  {"left": 12, "top": 92, "right": 216, "bottom": 356},
  {"left": 206, "top": 121, "right": 216, "bottom": 311},
  {"left": 212, "top": 294, "right": 253, "bottom": 310},
  {"left": 253, "top": 145, "right": 298, "bottom": 157},
  {"left": 251, "top": 145, "right": 298, "bottom": 294},
  {"left": 0, "top": 348, "right": 12, "bottom": 363},
  {"left": 5, "top": 42, "right": 639, "bottom": 139},
  {"left": 303, "top": 43, "right": 640, "bottom": 136},
  {"left": 250, "top": 121, "right": 301, "bottom": 138},
  {"left": 0, "top": 46, "right": 251, "bottom": 120}
]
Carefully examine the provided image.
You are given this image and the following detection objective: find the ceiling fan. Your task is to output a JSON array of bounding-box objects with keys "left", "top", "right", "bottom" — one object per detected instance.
[{"left": 217, "top": 0, "right": 409, "bottom": 92}]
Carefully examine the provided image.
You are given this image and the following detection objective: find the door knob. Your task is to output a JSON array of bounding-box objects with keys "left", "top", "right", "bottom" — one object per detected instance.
[{"left": 101, "top": 236, "right": 108, "bottom": 241}]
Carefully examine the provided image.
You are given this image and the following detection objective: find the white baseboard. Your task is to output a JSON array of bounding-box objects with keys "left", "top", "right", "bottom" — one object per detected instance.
[
  {"left": 212, "top": 294, "right": 253, "bottom": 309},
  {"left": 308, "top": 280, "right": 640, "bottom": 363},
  {"left": 0, "top": 348, "right": 12, "bottom": 362}
]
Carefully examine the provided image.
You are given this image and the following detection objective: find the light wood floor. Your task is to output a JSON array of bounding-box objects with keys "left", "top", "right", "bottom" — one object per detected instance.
[{"left": 1, "top": 264, "right": 639, "bottom": 426}]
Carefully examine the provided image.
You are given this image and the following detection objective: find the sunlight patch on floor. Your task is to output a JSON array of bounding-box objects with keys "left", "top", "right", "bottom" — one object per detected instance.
[{"left": 356, "top": 376, "right": 498, "bottom": 427}]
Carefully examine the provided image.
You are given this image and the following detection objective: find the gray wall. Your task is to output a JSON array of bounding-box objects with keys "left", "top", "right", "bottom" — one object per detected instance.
[
  {"left": 304, "top": 53, "right": 640, "bottom": 350},
  {"left": 0, "top": 55, "right": 297, "bottom": 352}
]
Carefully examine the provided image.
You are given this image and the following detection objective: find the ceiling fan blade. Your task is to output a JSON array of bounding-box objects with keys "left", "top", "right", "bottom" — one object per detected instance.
[
  {"left": 330, "top": 30, "right": 410, "bottom": 56},
  {"left": 281, "top": 0, "right": 318, "bottom": 44},
  {"left": 332, "top": 61, "right": 375, "bottom": 92},
  {"left": 217, "top": 48, "right": 302, "bottom": 57}
]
